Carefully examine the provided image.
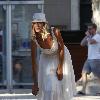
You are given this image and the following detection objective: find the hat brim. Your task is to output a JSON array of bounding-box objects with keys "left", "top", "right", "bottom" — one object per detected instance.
[{"left": 32, "top": 20, "right": 48, "bottom": 23}]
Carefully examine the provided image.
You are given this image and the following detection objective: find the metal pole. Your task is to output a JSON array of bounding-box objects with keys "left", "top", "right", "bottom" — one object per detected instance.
[{"left": 6, "top": 4, "right": 13, "bottom": 92}]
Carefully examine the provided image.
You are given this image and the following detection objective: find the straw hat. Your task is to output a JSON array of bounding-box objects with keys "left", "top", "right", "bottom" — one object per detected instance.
[{"left": 32, "top": 13, "right": 47, "bottom": 23}]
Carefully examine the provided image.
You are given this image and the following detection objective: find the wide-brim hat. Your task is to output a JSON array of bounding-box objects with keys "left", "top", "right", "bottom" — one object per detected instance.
[{"left": 32, "top": 13, "right": 47, "bottom": 23}]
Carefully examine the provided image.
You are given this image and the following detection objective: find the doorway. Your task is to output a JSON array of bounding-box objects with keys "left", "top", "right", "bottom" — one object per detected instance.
[{"left": 80, "top": 0, "right": 92, "bottom": 31}]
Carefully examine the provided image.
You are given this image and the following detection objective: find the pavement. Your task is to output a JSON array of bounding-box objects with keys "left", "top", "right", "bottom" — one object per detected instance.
[
  {"left": 0, "top": 89, "right": 100, "bottom": 100},
  {"left": 75, "top": 72, "right": 100, "bottom": 100},
  {"left": 76, "top": 73, "right": 100, "bottom": 95},
  {"left": 0, "top": 74, "right": 100, "bottom": 100},
  {"left": 73, "top": 95, "right": 100, "bottom": 100},
  {"left": 0, "top": 89, "right": 36, "bottom": 100}
]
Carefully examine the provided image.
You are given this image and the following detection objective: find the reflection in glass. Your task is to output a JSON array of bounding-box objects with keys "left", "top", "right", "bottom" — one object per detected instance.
[
  {"left": 11, "top": 5, "right": 42, "bottom": 84},
  {"left": 0, "top": 5, "right": 6, "bottom": 83}
]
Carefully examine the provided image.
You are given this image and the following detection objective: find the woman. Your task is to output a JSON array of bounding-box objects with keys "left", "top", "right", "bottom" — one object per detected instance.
[{"left": 31, "top": 13, "right": 76, "bottom": 100}]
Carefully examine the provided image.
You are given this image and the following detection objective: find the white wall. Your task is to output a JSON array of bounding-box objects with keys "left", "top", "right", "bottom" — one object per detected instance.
[{"left": 71, "top": 0, "right": 80, "bottom": 30}]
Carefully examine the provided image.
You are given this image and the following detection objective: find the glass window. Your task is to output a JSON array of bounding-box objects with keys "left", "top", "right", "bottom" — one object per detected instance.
[
  {"left": 11, "top": 4, "right": 42, "bottom": 85},
  {"left": 0, "top": 5, "right": 6, "bottom": 84}
]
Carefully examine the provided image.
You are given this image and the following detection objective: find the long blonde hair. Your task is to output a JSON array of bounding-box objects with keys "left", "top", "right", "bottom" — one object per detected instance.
[{"left": 31, "top": 22, "right": 50, "bottom": 40}]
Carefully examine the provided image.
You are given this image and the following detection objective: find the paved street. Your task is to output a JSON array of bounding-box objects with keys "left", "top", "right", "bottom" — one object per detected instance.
[
  {"left": 0, "top": 89, "right": 36, "bottom": 99},
  {"left": 74, "top": 95, "right": 100, "bottom": 100},
  {"left": 0, "top": 89, "right": 100, "bottom": 100}
]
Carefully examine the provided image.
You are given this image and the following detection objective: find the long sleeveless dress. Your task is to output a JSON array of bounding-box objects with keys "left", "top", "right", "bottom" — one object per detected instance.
[{"left": 34, "top": 33, "right": 76, "bottom": 100}]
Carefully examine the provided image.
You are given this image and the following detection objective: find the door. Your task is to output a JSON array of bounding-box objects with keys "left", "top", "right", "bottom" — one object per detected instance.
[{"left": 80, "top": 0, "right": 92, "bottom": 31}]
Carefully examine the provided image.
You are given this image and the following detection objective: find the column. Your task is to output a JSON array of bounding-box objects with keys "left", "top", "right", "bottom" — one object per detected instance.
[
  {"left": 71, "top": 0, "right": 80, "bottom": 30},
  {"left": 6, "top": 4, "right": 13, "bottom": 91}
]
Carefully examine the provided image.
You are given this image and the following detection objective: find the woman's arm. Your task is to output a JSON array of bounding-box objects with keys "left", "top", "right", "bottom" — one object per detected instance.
[
  {"left": 54, "top": 28, "right": 64, "bottom": 80},
  {"left": 31, "top": 40, "right": 39, "bottom": 95},
  {"left": 31, "top": 40, "right": 38, "bottom": 84}
]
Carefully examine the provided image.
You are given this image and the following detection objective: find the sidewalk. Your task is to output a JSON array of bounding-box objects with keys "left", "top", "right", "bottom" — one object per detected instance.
[
  {"left": 0, "top": 89, "right": 100, "bottom": 100},
  {"left": 0, "top": 89, "right": 36, "bottom": 99},
  {"left": 75, "top": 73, "right": 100, "bottom": 100},
  {"left": 74, "top": 95, "right": 100, "bottom": 100}
]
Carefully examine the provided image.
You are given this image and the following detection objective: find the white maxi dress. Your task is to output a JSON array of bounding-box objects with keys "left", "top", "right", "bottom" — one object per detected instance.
[{"left": 35, "top": 34, "right": 76, "bottom": 100}]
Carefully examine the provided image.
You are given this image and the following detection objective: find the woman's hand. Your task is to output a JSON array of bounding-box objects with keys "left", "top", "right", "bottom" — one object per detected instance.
[
  {"left": 56, "top": 65, "right": 63, "bottom": 81},
  {"left": 32, "top": 84, "right": 39, "bottom": 96}
]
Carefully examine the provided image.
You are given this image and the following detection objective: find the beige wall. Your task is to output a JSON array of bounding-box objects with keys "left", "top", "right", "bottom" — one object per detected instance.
[{"left": 44, "top": 0, "right": 71, "bottom": 31}]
